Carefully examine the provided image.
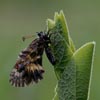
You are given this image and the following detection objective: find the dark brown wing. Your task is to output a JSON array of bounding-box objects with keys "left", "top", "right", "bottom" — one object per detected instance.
[{"left": 9, "top": 38, "right": 45, "bottom": 87}]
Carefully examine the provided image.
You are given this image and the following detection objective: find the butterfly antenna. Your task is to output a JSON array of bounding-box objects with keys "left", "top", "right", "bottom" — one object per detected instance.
[{"left": 22, "top": 34, "right": 35, "bottom": 41}]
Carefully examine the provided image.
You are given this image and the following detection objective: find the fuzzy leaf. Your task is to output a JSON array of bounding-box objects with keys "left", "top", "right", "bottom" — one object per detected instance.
[
  {"left": 58, "top": 58, "right": 76, "bottom": 100},
  {"left": 47, "top": 11, "right": 75, "bottom": 78},
  {"left": 58, "top": 42, "right": 95, "bottom": 100},
  {"left": 47, "top": 11, "right": 95, "bottom": 100}
]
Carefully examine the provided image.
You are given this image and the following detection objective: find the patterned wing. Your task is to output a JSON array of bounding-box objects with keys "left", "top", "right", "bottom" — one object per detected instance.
[{"left": 9, "top": 39, "right": 45, "bottom": 87}]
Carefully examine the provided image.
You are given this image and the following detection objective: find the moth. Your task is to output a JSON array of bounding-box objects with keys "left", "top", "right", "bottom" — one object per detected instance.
[{"left": 9, "top": 31, "right": 56, "bottom": 87}]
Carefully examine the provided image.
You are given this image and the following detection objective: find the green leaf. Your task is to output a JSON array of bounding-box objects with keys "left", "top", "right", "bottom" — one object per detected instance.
[
  {"left": 58, "top": 58, "right": 76, "bottom": 100},
  {"left": 54, "top": 11, "right": 70, "bottom": 44},
  {"left": 46, "top": 11, "right": 95, "bottom": 100},
  {"left": 74, "top": 42, "right": 95, "bottom": 100},
  {"left": 47, "top": 11, "right": 75, "bottom": 78},
  {"left": 58, "top": 42, "right": 95, "bottom": 100}
]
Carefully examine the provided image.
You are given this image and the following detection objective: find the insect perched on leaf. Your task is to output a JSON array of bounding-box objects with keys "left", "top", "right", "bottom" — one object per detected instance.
[{"left": 9, "top": 31, "right": 56, "bottom": 87}]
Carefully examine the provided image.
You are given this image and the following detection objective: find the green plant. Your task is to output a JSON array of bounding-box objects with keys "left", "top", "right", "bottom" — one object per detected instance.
[{"left": 46, "top": 11, "right": 95, "bottom": 100}]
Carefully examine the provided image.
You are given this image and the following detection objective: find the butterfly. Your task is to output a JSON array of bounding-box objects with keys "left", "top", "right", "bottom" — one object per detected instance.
[{"left": 9, "top": 31, "right": 56, "bottom": 87}]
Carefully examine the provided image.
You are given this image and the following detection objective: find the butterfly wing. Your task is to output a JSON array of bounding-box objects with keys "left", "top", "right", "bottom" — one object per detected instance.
[{"left": 9, "top": 39, "right": 45, "bottom": 87}]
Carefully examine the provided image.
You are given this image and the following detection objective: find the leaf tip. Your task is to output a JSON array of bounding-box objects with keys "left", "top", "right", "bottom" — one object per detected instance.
[
  {"left": 46, "top": 19, "right": 55, "bottom": 30},
  {"left": 92, "top": 41, "right": 96, "bottom": 46}
]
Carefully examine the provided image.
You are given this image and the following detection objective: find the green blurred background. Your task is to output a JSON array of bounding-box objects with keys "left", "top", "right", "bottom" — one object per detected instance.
[{"left": 0, "top": 0, "right": 99, "bottom": 100}]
